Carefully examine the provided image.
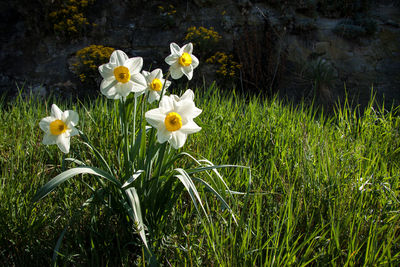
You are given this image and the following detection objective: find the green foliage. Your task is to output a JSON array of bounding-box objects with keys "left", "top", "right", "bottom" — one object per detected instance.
[
  {"left": 1, "top": 87, "right": 400, "bottom": 265},
  {"left": 302, "top": 58, "right": 336, "bottom": 96}
]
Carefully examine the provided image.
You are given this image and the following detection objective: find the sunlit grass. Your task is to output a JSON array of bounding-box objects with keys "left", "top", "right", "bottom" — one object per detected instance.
[{"left": 1, "top": 86, "right": 399, "bottom": 265}]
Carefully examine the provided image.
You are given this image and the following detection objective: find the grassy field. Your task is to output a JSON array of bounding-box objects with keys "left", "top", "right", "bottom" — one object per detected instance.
[{"left": 1, "top": 86, "right": 400, "bottom": 266}]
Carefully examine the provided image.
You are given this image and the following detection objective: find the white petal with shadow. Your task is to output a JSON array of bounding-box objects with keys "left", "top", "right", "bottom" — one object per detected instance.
[
  {"left": 98, "top": 63, "right": 115, "bottom": 79},
  {"left": 100, "top": 78, "right": 118, "bottom": 98},
  {"left": 182, "top": 65, "right": 193, "bottom": 80},
  {"left": 145, "top": 109, "right": 165, "bottom": 127},
  {"left": 157, "top": 127, "right": 172, "bottom": 144},
  {"left": 51, "top": 104, "right": 63, "bottom": 119},
  {"left": 39, "top": 117, "right": 53, "bottom": 132},
  {"left": 125, "top": 57, "right": 143, "bottom": 74},
  {"left": 57, "top": 134, "right": 70, "bottom": 153},
  {"left": 183, "top": 43, "right": 193, "bottom": 54},
  {"left": 42, "top": 133, "right": 57, "bottom": 145},
  {"left": 170, "top": 43, "right": 181, "bottom": 55},
  {"left": 180, "top": 120, "right": 201, "bottom": 134},
  {"left": 169, "top": 131, "right": 187, "bottom": 149},
  {"left": 111, "top": 50, "right": 129, "bottom": 66},
  {"left": 165, "top": 54, "right": 179, "bottom": 65}
]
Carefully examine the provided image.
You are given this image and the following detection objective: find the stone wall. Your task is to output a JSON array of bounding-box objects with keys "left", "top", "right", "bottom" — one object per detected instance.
[{"left": 0, "top": 0, "right": 399, "bottom": 106}]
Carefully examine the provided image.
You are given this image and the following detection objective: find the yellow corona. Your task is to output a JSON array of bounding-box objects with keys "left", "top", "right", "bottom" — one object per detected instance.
[
  {"left": 113, "top": 66, "right": 131, "bottom": 83},
  {"left": 164, "top": 112, "right": 182, "bottom": 132},
  {"left": 49, "top": 120, "right": 67, "bottom": 135}
]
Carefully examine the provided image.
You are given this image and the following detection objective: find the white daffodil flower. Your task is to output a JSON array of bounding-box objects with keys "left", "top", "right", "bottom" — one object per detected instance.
[
  {"left": 39, "top": 104, "right": 79, "bottom": 154},
  {"left": 140, "top": 68, "right": 171, "bottom": 103},
  {"left": 98, "top": 50, "right": 147, "bottom": 100},
  {"left": 165, "top": 43, "right": 199, "bottom": 80},
  {"left": 145, "top": 89, "right": 202, "bottom": 149}
]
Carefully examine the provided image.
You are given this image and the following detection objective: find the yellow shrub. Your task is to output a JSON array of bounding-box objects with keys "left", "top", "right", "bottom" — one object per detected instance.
[
  {"left": 49, "top": 0, "right": 95, "bottom": 37},
  {"left": 72, "top": 45, "right": 115, "bottom": 85},
  {"left": 206, "top": 52, "right": 241, "bottom": 78},
  {"left": 184, "top": 26, "right": 222, "bottom": 58}
]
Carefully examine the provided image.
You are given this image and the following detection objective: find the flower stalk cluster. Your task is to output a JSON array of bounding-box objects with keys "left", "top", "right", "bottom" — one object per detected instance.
[{"left": 36, "top": 41, "right": 236, "bottom": 264}]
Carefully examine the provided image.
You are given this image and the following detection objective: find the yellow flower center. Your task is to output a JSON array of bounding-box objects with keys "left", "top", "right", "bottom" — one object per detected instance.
[
  {"left": 113, "top": 66, "right": 131, "bottom": 83},
  {"left": 150, "top": 78, "right": 163, "bottom": 91},
  {"left": 164, "top": 112, "right": 182, "bottom": 132},
  {"left": 49, "top": 119, "right": 67, "bottom": 136},
  {"left": 178, "top": 53, "right": 192, "bottom": 67}
]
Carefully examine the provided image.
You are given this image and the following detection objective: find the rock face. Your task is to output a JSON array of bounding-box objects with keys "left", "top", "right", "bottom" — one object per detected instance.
[{"left": 0, "top": 0, "right": 399, "bottom": 107}]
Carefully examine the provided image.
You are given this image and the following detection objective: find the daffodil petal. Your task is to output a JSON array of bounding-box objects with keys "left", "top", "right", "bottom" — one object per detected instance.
[
  {"left": 98, "top": 62, "right": 115, "bottom": 79},
  {"left": 169, "top": 131, "right": 187, "bottom": 149},
  {"left": 63, "top": 110, "right": 79, "bottom": 126},
  {"left": 159, "top": 95, "right": 174, "bottom": 112},
  {"left": 157, "top": 127, "right": 171, "bottom": 144},
  {"left": 180, "top": 89, "right": 195, "bottom": 101},
  {"left": 191, "top": 54, "right": 199, "bottom": 69},
  {"left": 100, "top": 78, "right": 118, "bottom": 99},
  {"left": 110, "top": 50, "right": 129, "bottom": 66},
  {"left": 142, "top": 70, "right": 150, "bottom": 78},
  {"left": 191, "top": 107, "right": 202, "bottom": 118},
  {"left": 57, "top": 134, "right": 70, "bottom": 154},
  {"left": 165, "top": 54, "right": 179, "bottom": 65},
  {"left": 182, "top": 65, "right": 194, "bottom": 80},
  {"left": 170, "top": 42, "right": 181, "bottom": 55},
  {"left": 117, "top": 81, "right": 134, "bottom": 98},
  {"left": 180, "top": 120, "right": 201, "bottom": 134},
  {"left": 151, "top": 68, "right": 163, "bottom": 80},
  {"left": 124, "top": 57, "right": 143, "bottom": 74},
  {"left": 51, "top": 104, "right": 63, "bottom": 119},
  {"left": 145, "top": 108, "right": 165, "bottom": 127},
  {"left": 39, "top": 116, "right": 53, "bottom": 132},
  {"left": 164, "top": 80, "right": 172, "bottom": 89},
  {"left": 170, "top": 64, "right": 184, "bottom": 79},
  {"left": 176, "top": 102, "right": 197, "bottom": 119},
  {"left": 42, "top": 132, "right": 57, "bottom": 145},
  {"left": 183, "top": 43, "right": 193, "bottom": 54},
  {"left": 148, "top": 91, "right": 160, "bottom": 104},
  {"left": 69, "top": 127, "right": 79, "bottom": 137},
  {"left": 131, "top": 73, "right": 147, "bottom": 92}
]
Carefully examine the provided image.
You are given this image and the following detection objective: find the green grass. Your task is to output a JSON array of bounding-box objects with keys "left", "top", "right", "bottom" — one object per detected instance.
[{"left": 1, "top": 86, "right": 400, "bottom": 266}]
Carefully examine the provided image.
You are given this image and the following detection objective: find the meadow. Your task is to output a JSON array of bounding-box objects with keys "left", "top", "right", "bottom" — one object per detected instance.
[{"left": 1, "top": 85, "right": 400, "bottom": 266}]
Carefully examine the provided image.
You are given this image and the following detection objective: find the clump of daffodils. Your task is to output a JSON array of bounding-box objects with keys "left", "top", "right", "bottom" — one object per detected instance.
[{"left": 36, "top": 42, "right": 238, "bottom": 264}]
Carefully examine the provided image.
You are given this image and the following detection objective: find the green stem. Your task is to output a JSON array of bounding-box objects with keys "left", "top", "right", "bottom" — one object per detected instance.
[
  {"left": 133, "top": 96, "right": 137, "bottom": 148},
  {"left": 159, "top": 70, "right": 171, "bottom": 103},
  {"left": 121, "top": 99, "right": 130, "bottom": 177}
]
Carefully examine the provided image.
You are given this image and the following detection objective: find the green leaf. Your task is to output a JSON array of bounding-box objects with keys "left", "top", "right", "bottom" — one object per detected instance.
[
  {"left": 125, "top": 187, "right": 148, "bottom": 249},
  {"left": 33, "top": 166, "right": 120, "bottom": 202},
  {"left": 52, "top": 226, "right": 67, "bottom": 264},
  {"left": 175, "top": 168, "right": 209, "bottom": 221},
  {"left": 64, "top": 157, "right": 86, "bottom": 166},
  {"left": 122, "top": 170, "right": 144, "bottom": 188},
  {"left": 192, "top": 176, "right": 237, "bottom": 224}
]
